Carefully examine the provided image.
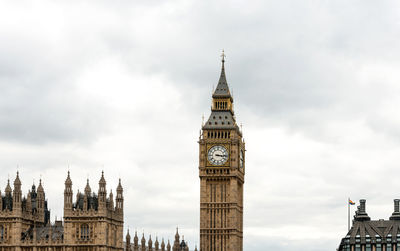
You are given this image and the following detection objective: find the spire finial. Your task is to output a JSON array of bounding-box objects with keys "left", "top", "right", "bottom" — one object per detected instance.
[{"left": 221, "top": 49, "right": 226, "bottom": 63}]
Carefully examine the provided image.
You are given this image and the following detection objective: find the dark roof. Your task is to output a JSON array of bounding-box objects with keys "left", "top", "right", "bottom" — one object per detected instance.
[
  {"left": 212, "top": 60, "right": 232, "bottom": 100},
  {"left": 21, "top": 223, "right": 64, "bottom": 241},
  {"left": 73, "top": 192, "right": 99, "bottom": 211},
  {"left": 338, "top": 199, "right": 400, "bottom": 250},
  {"left": 202, "top": 111, "right": 238, "bottom": 130},
  {"left": 36, "top": 225, "right": 64, "bottom": 240}
]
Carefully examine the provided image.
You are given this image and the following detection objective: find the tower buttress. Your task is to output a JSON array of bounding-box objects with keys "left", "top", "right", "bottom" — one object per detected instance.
[
  {"left": 98, "top": 171, "right": 107, "bottom": 211},
  {"left": 13, "top": 172, "right": 22, "bottom": 213},
  {"left": 37, "top": 179, "right": 45, "bottom": 222},
  {"left": 126, "top": 230, "right": 131, "bottom": 251},
  {"left": 64, "top": 171, "right": 73, "bottom": 212},
  {"left": 116, "top": 179, "right": 124, "bottom": 214},
  {"left": 109, "top": 190, "right": 114, "bottom": 211},
  {"left": 133, "top": 231, "right": 139, "bottom": 251}
]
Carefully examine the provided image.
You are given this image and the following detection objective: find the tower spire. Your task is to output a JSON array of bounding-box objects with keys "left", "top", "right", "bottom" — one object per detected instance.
[{"left": 213, "top": 50, "right": 231, "bottom": 99}]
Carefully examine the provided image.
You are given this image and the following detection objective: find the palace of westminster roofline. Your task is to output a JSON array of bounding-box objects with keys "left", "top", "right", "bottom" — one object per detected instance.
[{"left": 0, "top": 171, "right": 195, "bottom": 251}]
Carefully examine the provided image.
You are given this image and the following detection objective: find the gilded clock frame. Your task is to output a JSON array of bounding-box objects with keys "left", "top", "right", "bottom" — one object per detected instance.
[{"left": 206, "top": 143, "right": 231, "bottom": 167}]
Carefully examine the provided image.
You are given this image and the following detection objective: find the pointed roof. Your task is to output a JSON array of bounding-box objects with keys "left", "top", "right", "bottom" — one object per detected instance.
[
  {"left": 5, "top": 179, "right": 11, "bottom": 194},
  {"left": 14, "top": 171, "right": 21, "bottom": 187},
  {"left": 65, "top": 171, "right": 72, "bottom": 186},
  {"left": 84, "top": 179, "right": 91, "bottom": 194},
  {"left": 212, "top": 50, "right": 232, "bottom": 100},
  {"left": 117, "top": 178, "right": 123, "bottom": 192},
  {"left": 126, "top": 229, "right": 131, "bottom": 241},
  {"left": 99, "top": 171, "right": 106, "bottom": 186},
  {"left": 38, "top": 179, "right": 44, "bottom": 193},
  {"left": 141, "top": 233, "right": 146, "bottom": 244}
]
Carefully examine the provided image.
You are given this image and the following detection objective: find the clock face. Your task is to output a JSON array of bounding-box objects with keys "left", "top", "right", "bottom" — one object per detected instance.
[{"left": 208, "top": 145, "right": 229, "bottom": 166}]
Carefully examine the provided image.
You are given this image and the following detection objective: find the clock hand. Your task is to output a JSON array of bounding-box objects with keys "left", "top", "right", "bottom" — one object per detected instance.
[{"left": 215, "top": 154, "right": 227, "bottom": 157}]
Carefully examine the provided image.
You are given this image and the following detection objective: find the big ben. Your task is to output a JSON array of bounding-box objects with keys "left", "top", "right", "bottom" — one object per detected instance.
[{"left": 199, "top": 52, "right": 245, "bottom": 251}]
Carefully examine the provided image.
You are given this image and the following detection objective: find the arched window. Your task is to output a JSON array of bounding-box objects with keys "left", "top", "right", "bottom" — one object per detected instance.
[
  {"left": 80, "top": 224, "right": 89, "bottom": 240},
  {"left": 0, "top": 225, "right": 3, "bottom": 241}
]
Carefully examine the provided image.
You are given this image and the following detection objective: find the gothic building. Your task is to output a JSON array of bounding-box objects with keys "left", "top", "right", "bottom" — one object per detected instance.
[
  {"left": 0, "top": 171, "right": 124, "bottom": 251},
  {"left": 124, "top": 228, "right": 197, "bottom": 251},
  {"left": 338, "top": 199, "right": 400, "bottom": 251},
  {"left": 198, "top": 53, "right": 245, "bottom": 251}
]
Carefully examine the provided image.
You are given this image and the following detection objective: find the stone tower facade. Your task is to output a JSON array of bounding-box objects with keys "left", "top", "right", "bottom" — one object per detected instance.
[
  {"left": 63, "top": 171, "right": 124, "bottom": 251},
  {"left": 198, "top": 53, "right": 245, "bottom": 251}
]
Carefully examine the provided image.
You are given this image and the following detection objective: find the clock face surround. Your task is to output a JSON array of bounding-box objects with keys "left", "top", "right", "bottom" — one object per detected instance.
[{"left": 208, "top": 145, "right": 229, "bottom": 166}]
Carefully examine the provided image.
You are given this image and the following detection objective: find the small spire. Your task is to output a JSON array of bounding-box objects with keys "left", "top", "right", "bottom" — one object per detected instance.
[
  {"left": 117, "top": 178, "right": 123, "bottom": 192},
  {"left": 65, "top": 171, "right": 72, "bottom": 186},
  {"left": 99, "top": 171, "right": 106, "bottom": 186},
  {"left": 14, "top": 171, "right": 21, "bottom": 186},
  {"left": 212, "top": 50, "right": 232, "bottom": 99},
  {"left": 5, "top": 178, "right": 11, "bottom": 194},
  {"left": 85, "top": 179, "right": 91, "bottom": 194},
  {"left": 38, "top": 178, "right": 44, "bottom": 192}
]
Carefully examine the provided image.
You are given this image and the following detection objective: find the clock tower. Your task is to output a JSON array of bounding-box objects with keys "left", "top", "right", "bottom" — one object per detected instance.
[{"left": 199, "top": 52, "right": 245, "bottom": 251}]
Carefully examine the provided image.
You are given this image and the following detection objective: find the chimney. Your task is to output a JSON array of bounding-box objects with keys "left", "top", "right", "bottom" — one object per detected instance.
[
  {"left": 390, "top": 199, "right": 400, "bottom": 220},
  {"left": 354, "top": 199, "right": 370, "bottom": 221}
]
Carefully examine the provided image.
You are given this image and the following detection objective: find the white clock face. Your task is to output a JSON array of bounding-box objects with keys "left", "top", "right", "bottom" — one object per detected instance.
[{"left": 208, "top": 145, "right": 229, "bottom": 165}]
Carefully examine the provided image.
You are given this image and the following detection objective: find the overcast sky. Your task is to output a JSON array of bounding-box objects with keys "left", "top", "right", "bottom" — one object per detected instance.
[{"left": 2, "top": 0, "right": 400, "bottom": 250}]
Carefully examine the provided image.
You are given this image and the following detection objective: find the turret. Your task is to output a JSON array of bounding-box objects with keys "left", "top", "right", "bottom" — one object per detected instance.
[
  {"left": 98, "top": 171, "right": 107, "bottom": 211},
  {"left": 13, "top": 172, "right": 22, "bottom": 212},
  {"left": 155, "top": 237, "right": 159, "bottom": 251},
  {"left": 109, "top": 190, "right": 114, "bottom": 210},
  {"left": 173, "top": 228, "right": 180, "bottom": 251},
  {"left": 161, "top": 239, "right": 165, "bottom": 251},
  {"left": 4, "top": 179, "right": 12, "bottom": 210},
  {"left": 84, "top": 179, "right": 91, "bottom": 210},
  {"left": 148, "top": 235, "right": 153, "bottom": 250},
  {"left": 0, "top": 189, "right": 2, "bottom": 210},
  {"left": 116, "top": 179, "right": 123, "bottom": 213},
  {"left": 37, "top": 179, "right": 45, "bottom": 219},
  {"left": 26, "top": 190, "right": 32, "bottom": 213},
  {"left": 141, "top": 234, "right": 146, "bottom": 251},
  {"left": 64, "top": 171, "right": 73, "bottom": 211},
  {"left": 126, "top": 230, "right": 131, "bottom": 251},
  {"left": 167, "top": 240, "right": 171, "bottom": 251},
  {"left": 133, "top": 231, "right": 139, "bottom": 251}
]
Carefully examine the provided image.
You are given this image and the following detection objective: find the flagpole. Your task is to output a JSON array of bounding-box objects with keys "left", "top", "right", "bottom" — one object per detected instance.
[{"left": 348, "top": 197, "right": 350, "bottom": 231}]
